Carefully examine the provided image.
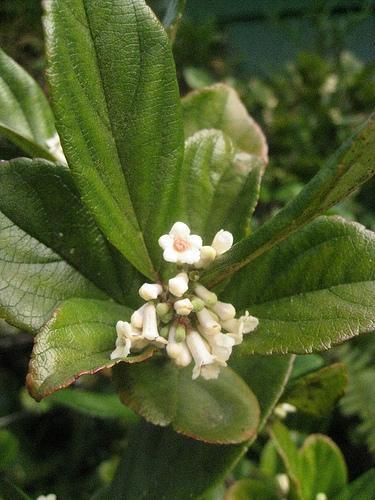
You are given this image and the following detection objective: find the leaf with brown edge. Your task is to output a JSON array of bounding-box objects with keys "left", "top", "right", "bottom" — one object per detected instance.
[
  {"left": 27, "top": 298, "right": 155, "bottom": 401},
  {"left": 114, "top": 356, "right": 260, "bottom": 444}
]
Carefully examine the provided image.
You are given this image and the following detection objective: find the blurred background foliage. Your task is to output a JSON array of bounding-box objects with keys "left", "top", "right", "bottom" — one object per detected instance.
[{"left": 0, "top": 0, "right": 374, "bottom": 498}]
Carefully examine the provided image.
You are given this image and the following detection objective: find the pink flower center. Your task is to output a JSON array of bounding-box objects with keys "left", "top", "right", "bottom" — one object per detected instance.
[{"left": 173, "top": 238, "right": 189, "bottom": 252}]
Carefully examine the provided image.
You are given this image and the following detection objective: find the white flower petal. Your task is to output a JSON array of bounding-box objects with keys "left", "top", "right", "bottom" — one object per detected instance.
[
  {"left": 188, "top": 234, "right": 203, "bottom": 249},
  {"left": 211, "top": 230, "right": 233, "bottom": 255},
  {"left": 186, "top": 330, "right": 215, "bottom": 380},
  {"left": 179, "top": 247, "right": 201, "bottom": 264},
  {"left": 196, "top": 307, "right": 221, "bottom": 335},
  {"left": 211, "top": 301, "right": 236, "bottom": 321},
  {"left": 163, "top": 247, "right": 178, "bottom": 263},
  {"left": 130, "top": 304, "right": 147, "bottom": 329},
  {"left": 174, "top": 298, "right": 193, "bottom": 316},
  {"left": 168, "top": 272, "right": 189, "bottom": 297},
  {"left": 200, "top": 363, "right": 221, "bottom": 380},
  {"left": 142, "top": 303, "right": 159, "bottom": 341},
  {"left": 158, "top": 234, "right": 173, "bottom": 250},
  {"left": 170, "top": 221, "right": 191, "bottom": 239}
]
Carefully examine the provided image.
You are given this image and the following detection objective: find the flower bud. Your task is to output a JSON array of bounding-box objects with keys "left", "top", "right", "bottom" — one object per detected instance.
[
  {"left": 168, "top": 272, "right": 189, "bottom": 297},
  {"left": 188, "top": 270, "right": 200, "bottom": 282},
  {"left": 174, "top": 298, "right": 193, "bottom": 316},
  {"left": 211, "top": 301, "right": 236, "bottom": 321},
  {"left": 195, "top": 246, "right": 216, "bottom": 268},
  {"left": 275, "top": 474, "right": 290, "bottom": 495},
  {"left": 196, "top": 307, "right": 221, "bottom": 335},
  {"left": 156, "top": 302, "right": 171, "bottom": 318},
  {"left": 211, "top": 230, "right": 233, "bottom": 255},
  {"left": 142, "top": 303, "right": 159, "bottom": 341},
  {"left": 166, "top": 326, "right": 192, "bottom": 367},
  {"left": 175, "top": 324, "right": 186, "bottom": 343},
  {"left": 194, "top": 284, "right": 217, "bottom": 306},
  {"left": 191, "top": 296, "right": 205, "bottom": 312},
  {"left": 159, "top": 325, "right": 169, "bottom": 339},
  {"left": 161, "top": 310, "right": 174, "bottom": 324},
  {"left": 138, "top": 283, "right": 163, "bottom": 301}
]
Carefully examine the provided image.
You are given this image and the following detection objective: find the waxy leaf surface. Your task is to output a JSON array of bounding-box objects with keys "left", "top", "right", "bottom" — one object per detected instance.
[
  {"left": 204, "top": 114, "right": 375, "bottom": 286},
  {"left": 27, "top": 298, "right": 153, "bottom": 401},
  {"left": 224, "top": 217, "right": 375, "bottom": 354},
  {"left": 44, "top": 0, "right": 184, "bottom": 277},
  {"left": 182, "top": 84, "right": 268, "bottom": 162},
  {"left": 180, "top": 129, "right": 262, "bottom": 241},
  {"left": 0, "top": 48, "right": 57, "bottom": 160},
  {"left": 114, "top": 356, "right": 260, "bottom": 444}
]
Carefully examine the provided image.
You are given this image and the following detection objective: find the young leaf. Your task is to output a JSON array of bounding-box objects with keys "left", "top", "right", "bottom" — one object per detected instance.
[
  {"left": 27, "top": 298, "right": 154, "bottom": 401},
  {"left": 46, "top": 388, "right": 138, "bottom": 422},
  {"left": 224, "top": 217, "right": 375, "bottom": 354},
  {"left": 110, "top": 355, "right": 293, "bottom": 498},
  {"left": 203, "top": 114, "right": 375, "bottom": 286},
  {"left": 114, "top": 357, "right": 260, "bottom": 444},
  {"left": 333, "top": 469, "right": 375, "bottom": 500},
  {"left": 225, "top": 479, "right": 279, "bottom": 500},
  {"left": 0, "top": 158, "right": 141, "bottom": 332},
  {"left": 182, "top": 84, "right": 268, "bottom": 163},
  {"left": 44, "top": 0, "right": 184, "bottom": 277},
  {"left": 284, "top": 363, "right": 348, "bottom": 416},
  {"left": 0, "top": 48, "right": 57, "bottom": 161},
  {"left": 180, "top": 129, "right": 262, "bottom": 240},
  {"left": 163, "top": 0, "right": 186, "bottom": 42}
]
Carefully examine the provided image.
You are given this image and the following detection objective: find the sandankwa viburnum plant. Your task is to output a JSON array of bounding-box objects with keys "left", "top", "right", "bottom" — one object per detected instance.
[{"left": 0, "top": 0, "right": 374, "bottom": 498}]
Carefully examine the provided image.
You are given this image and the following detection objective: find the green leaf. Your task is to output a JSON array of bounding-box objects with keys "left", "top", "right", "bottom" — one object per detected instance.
[
  {"left": 0, "top": 430, "right": 19, "bottom": 470},
  {"left": 299, "top": 435, "right": 347, "bottom": 499},
  {"left": 0, "top": 48, "right": 57, "bottom": 161},
  {"left": 225, "top": 479, "right": 278, "bottom": 500},
  {"left": 163, "top": 0, "right": 186, "bottom": 42},
  {"left": 203, "top": 114, "right": 375, "bottom": 286},
  {"left": 284, "top": 363, "right": 348, "bottom": 417},
  {"left": 44, "top": 0, "right": 184, "bottom": 278},
  {"left": 0, "top": 479, "right": 31, "bottom": 500},
  {"left": 45, "top": 388, "right": 138, "bottom": 422},
  {"left": 114, "top": 356, "right": 260, "bottom": 444},
  {"left": 182, "top": 84, "right": 268, "bottom": 162},
  {"left": 110, "top": 354, "right": 293, "bottom": 498},
  {"left": 27, "top": 298, "right": 154, "bottom": 401},
  {"left": 180, "top": 129, "right": 262, "bottom": 240},
  {"left": 333, "top": 469, "right": 375, "bottom": 500},
  {"left": 224, "top": 217, "right": 375, "bottom": 354},
  {"left": 291, "top": 354, "right": 324, "bottom": 380},
  {"left": 269, "top": 422, "right": 348, "bottom": 500},
  {"left": 0, "top": 158, "right": 141, "bottom": 332}
]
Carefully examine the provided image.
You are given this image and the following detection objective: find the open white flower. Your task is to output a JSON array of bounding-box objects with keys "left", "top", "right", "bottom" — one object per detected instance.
[
  {"left": 111, "top": 321, "right": 140, "bottom": 359},
  {"left": 186, "top": 330, "right": 216, "bottom": 380},
  {"left": 201, "top": 331, "right": 236, "bottom": 364},
  {"left": 168, "top": 272, "right": 189, "bottom": 297},
  {"left": 211, "top": 229, "right": 233, "bottom": 255},
  {"left": 222, "top": 311, "right": 259, "bottom": 345},
  {"left": 158, "top": 222, "right": 202, "bottom": 264}
]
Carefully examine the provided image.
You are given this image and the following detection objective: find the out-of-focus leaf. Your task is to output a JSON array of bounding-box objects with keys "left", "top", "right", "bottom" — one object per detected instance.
[
  {"left": 224, "top": 217, "right": 375, "bottom": 354},
  {"left": 0, "top": 430, "right": 19, "bottom": 470},
  {"left": 163, "top": 0, "right": 186, "bottom": 42},
  {"left": 180, "top": 129, "right": 262, "bottom": 241},
  {"left": 27, "top": 298, "right": 153, "bottom": 401},
  {"left": 114, "top": 357, "right": 259, "bottom": 444},
  {"left": 0, "top": 48, "right": 57, "bottom": 161},
  {"left": 333, "top": 468, "right": 375, "bottom": 500},
  {"left": 291, "top": 354, "right": 324, "bottom": 379},
  {"left": 225, "top": 478, "right": 278, "bottom": 500},
  {"left": 203, "top": 114, "right": 375, "bottom": 287},
  {"left": 182, "top": 84, "right": 268, "bottom": 162},
  {"left": 44, "top": 0, "right": 184, "bottom": 277},
  {"left": 0, "top": 479, "right": 31, "bottom": 500},
  {"left": 284, "top": 363, "right": 348, "bottom": 416},
  {"left": 46, "top": 388, "right": 137, "bottom": 422}
]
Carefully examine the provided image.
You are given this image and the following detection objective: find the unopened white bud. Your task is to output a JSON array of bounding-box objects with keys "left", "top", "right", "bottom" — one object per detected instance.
[
  {"left": 240, "top": 312, "right": 259, "bottom": 334},
  {"left": 166, "top": 326, "right": 192, "bottom": 367},
  {"left": 274, "top": 403, "right": 297, "bottom": 419},
  {"left": 139, "top": 283, "right": 163, "bottom": 301},
  {"left": 142, "top": 303, "right": 159, "bottom": 341},
  {"left": 276, "top": 474, "right": 290, "bottom": 495},
  {"left": 211, "top": 230, "right": 233, "bottom": 255},
  {"left": 168, "top": 272, "right": 189, "bottom": 297},
  {"left": 316, "top": 494, "right": 327, "bottom": 500},
  {"left": 194, "top": 284, "right": 217, "bottom": 306},
  {"left": 174, "top": 298, "right": 193, "bottom": 316},
  {"left": 211, "top": 301, "right": 236, "bottom": 321},
  {"left": 195, "top": 246, "right": 217, "bottom": 268},
  {"left": 196, "top": 307, "right": 221, "bottom": 335},
  {"left": 131, "top": 304, "right": 147, "bottom": 329}
]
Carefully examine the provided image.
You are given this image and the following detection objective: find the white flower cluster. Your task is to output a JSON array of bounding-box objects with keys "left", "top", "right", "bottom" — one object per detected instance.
[{"left": 111, "top": 222, "right": 259, "bottom": 380}]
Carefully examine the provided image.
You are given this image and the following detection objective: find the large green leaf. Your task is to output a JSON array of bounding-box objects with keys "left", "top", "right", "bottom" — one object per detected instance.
[
  {"left": 182, "top": 84, "right": 268, "bottom": 163},
  {"left": 180, "top": 129, "right": 262, "bottom": 241},
  {"left": 284, "top": 363, "right": 348, "bottom": 416},
  {"left": 27, "top": 298, "right": 154, "bottom": 401},
  {"left": 224, "top": 217, "right": 375, "bottom": 354},
  {"left": 0, "top": 158, "right": 142, "bottom": 332},
  {"left": 333, "top": 469, "right": 375, "bottom": 500},
  {"left": 109, "top": 354, "right": 293, "bottom": 499},
  {"left": 114, "top": 357, "right": 259, "bottom": 444},
  {"left": 203, "top": 114, "right": 375, "bottom": 286},
  {"left": 44, "top": 0, "right": 184, "bottom": 277},
  {"left": 0, "top": 48, "right": 57, "bottom": 161}
]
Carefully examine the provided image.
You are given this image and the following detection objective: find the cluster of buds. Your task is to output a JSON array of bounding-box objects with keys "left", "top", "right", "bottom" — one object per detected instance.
[{"left": 111, "top": 222, "right": 259, "bottom": 380}]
